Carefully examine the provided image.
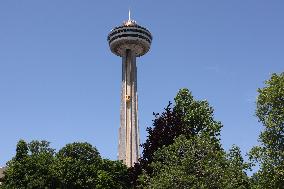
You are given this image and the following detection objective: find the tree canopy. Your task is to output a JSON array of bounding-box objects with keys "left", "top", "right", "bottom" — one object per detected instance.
[
  {"left": 1, "top": 140, "right": 55, "bottom": 189},
  {"left": 138, "top": 135, "right": 250, "bottom": 189},
  {"left": 133, "top": 89, "right": 250, "bottom": 188},
  {"left": 1, "top": 141, "right": 130, "bottom": 189},
  {"left": 250, "top": 72, "right": 284, "bottom": 189},
  {"left": 140, "top": 89, "right": 222, "bottom": 169}
]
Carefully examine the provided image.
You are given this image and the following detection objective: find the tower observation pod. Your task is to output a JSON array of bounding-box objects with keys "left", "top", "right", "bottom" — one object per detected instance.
[{"left": 107, "top": 15, "right": 152, "bottom": 167}]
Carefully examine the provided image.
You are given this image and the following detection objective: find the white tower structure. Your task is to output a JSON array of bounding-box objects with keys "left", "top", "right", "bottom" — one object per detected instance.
[{"left": 107, "top": 13, "right": 152, "bottom": 167}]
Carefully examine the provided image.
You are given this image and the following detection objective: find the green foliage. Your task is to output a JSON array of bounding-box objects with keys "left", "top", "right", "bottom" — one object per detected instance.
[
  {"left": 225, "top": 146, "right": 251, "bottom": 189},
  {"left": 52, "top": 142, "right": 102, "bottom": 188},
  {"left": 138, "top": 135, "right": 224, "bottom": 189},
  {"left": 2, "top": 141, "right": 130, "bottom": 189},
  {"left": 2, "top": 140, "right": 55, "bottom": 189},
  {"left": 138, "top": 135, "right": 250, "bottom": 189},
  {"left": 133, "top": 88, "right": 250, "bottom": 188},
  {"left": 15, "top": 140, "right": 28, "bottom": 161},
  {"left": 96, "top": 159, "right": 130, "bottom": 189},
  {"left": 250, "top": 72, "right": 284, "bottom": 189},
  {"left": 140, "top": 89, "right": 222, "bottom": 169},
  {"left": 174, "top": 88, "right": 222, "bottom": 140}
]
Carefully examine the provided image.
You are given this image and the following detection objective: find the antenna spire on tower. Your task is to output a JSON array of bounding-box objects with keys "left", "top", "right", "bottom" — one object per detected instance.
[{"left": 124, "top": 8, "right": 136, "bottom": 26}]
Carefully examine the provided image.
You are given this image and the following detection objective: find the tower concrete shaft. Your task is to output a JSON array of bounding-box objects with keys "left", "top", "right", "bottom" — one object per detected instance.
[{"left": 119, "top": 49, "right": 139, "bottom": 167}]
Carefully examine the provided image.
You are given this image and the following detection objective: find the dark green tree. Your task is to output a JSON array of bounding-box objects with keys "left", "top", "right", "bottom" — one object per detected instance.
[{"left": 250, "top": 72, "right": 284, "bottom": 189}]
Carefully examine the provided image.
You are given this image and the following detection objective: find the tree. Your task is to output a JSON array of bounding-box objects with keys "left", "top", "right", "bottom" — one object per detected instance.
[
  {"left": 140, "top": 89, "right": 222, "bottom": 168},
  {"left": 224, "top": 145, "right": 251, "bottom": 189},
  {"left": 2, "top": 141, "right": 130, "bottom": 189},
  {"left": 250, "top": 72, "right": 284, "bottom": 189},
  {"left": 15, "top": 140, "right": 28, "bottom": 161},
  {"left": 131, "top": 88, "right": 250, "bottom": 188},
  {"left": 52, "top": 142, "right": 130, "bottom": 189},
  {"left": 96, "top": 159, "right": 130, "bottom": 189},
  {"left": 138, "top": 135, "right": 225, "bottom": 189},
  {"left": 2, "top": 140, "right": 55, "bottom": 189},
  {"left": 138, "top": 135, "right": 250, "bottom": 189},
  {"left": 52, "top": 142, "right": 102, "bottom": 188}
]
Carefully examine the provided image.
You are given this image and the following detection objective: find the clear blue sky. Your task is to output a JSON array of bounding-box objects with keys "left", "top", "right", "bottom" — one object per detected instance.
[{"left": 0, "top": 1, "right": 283, "bottom": 168}]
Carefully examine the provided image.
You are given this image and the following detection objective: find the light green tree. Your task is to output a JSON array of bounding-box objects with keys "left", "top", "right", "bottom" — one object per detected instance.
[{"left": 250, "top": 72, "right": 284, "bottom": 189}]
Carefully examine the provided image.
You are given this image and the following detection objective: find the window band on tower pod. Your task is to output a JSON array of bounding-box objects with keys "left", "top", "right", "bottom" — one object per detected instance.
[
  {"left": 109, "top": 33, "right": 151, "bottom": 44},
  {"left": 108, "top": 28, "right": 152, "bottom": 40}
]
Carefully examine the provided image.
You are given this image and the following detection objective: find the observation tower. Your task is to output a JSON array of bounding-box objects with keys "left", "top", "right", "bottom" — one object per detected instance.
[{"left": 107, "top": 12, "right": 152, "bottom": 167}]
